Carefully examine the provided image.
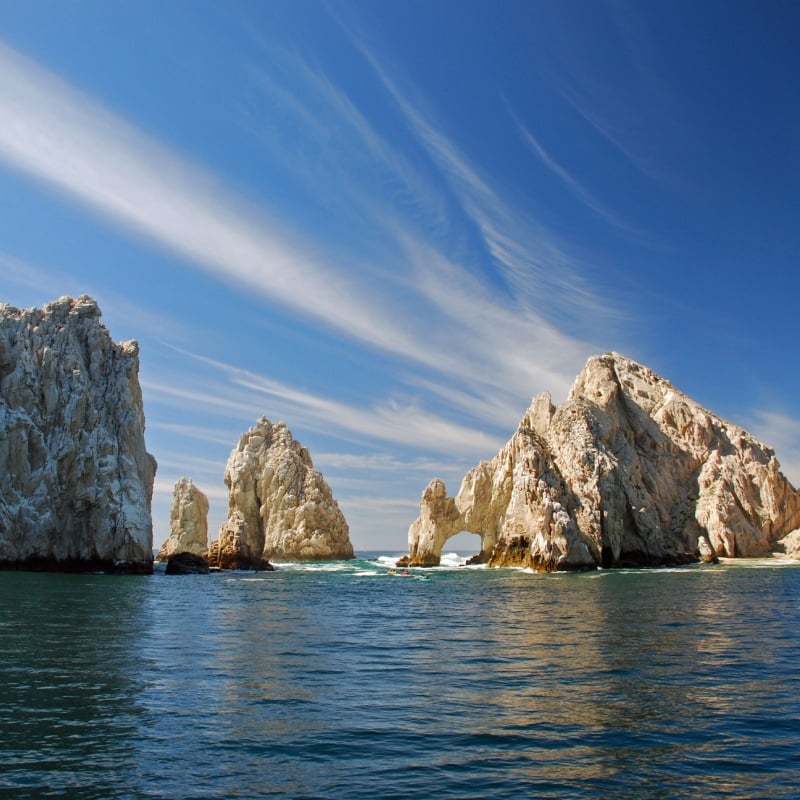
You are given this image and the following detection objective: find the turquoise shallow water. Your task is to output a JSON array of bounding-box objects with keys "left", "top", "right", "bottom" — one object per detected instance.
[{"left": 1, "top": 554, "right": 799, "bottom": 799}]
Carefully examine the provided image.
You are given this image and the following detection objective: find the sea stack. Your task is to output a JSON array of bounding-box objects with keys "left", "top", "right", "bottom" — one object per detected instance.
[
  {"left": 208, "top": 416, "right": 353, "bottom": 567},
  {"left": 0, "top": 296, "right": 157, "bottom": 573},
  {"left": 401, "top": 352, "right": 800, "bottom": 571},
  {"left": 156, "top": 477, "right": 209, "bottom": 561}
]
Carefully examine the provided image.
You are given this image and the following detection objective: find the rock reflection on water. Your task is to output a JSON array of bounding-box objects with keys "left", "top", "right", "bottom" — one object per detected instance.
[
  {"left": 0, "top": 573, "right": 151, "bottom": 798},
  {"left": 2, "top": 562, "right": 799, "bottom": 798}
]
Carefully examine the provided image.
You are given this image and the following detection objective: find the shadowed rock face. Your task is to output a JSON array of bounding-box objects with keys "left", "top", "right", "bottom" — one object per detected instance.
[
  {"left": 209, "top": 417, "right": 353, "bottom": 567},
  {"left": 401, "top": 353, "right": 800, "bottom": 571},
  {"left": 157, "top": 477, "right": 209, "bottom": 560},
  {"left": 0, "top": 296, "right": 157, "bottom": 573}
]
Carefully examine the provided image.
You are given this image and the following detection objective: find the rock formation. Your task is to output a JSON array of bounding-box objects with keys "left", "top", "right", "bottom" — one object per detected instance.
[
  {"left": 400, "top": 352, "right": 800, "bottom": 571},
  {"left": 208, "top": 417, "right": 353, "bottom": 567},
  {"left": 156, "top": 477, "right": 209, "bottom": 560},
  {"left": 164, "top": 551, "right": 210, "bottom": 575},
  {"left": 0, "top": 296, "right": 157, "bottom": 573}
]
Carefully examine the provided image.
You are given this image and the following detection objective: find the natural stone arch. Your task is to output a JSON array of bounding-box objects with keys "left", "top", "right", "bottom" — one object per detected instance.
[
  {"left": 442, "top": 530, "right": 486, "bottom": 561},
  {"left": 398, "top": 478, "right": 499, "bottom": 567}
]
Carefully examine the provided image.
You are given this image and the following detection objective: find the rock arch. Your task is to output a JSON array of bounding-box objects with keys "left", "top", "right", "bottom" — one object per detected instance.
[
  {"left": 398, "top": 478, "right": 497, "bottom": 566},
  {"left": 398, "top": 354, "right": 800, "bottom": 572}
]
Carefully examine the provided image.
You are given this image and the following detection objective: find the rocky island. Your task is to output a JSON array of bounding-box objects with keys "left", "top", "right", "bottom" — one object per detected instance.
[
  {"left": 0, "top": 296, "right": 156, "bottom": 573},
  {"left": 157, "top": 477, "right": 210, "bottom": 561},
  {"left": 207, "top": 416, "right": 353, "bottom": 568},
  {"left": 400, "top": 352, "right": 800, "bottom": 571}
]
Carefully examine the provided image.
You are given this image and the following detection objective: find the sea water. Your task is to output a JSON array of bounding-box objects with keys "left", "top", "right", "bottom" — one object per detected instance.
[{"left": 1, "top": 554, "right": 799, "bottom": 799}]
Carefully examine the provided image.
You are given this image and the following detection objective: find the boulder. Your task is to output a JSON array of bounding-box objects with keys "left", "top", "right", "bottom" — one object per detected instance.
[
  {"left": 0, "top": 296, "right": 156, "bottom": 573},
  {"left": 157, "top": 477, "right": 209, "bottom": 560},
  {"left": 208, "top": 417, "right": 353, "bottom": 565},
  {"left": 165, "top": 551, "right": 210, "bottom": 575},
  {"left": 402, "top": 353, "right": 800, "bottom": 571}
]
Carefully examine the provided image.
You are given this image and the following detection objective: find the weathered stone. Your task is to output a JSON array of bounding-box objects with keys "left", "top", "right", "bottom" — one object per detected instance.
[
  {"left": 208, "top": 417, "right": 353, "bottom": 565},
  {"left": 402, "top": 353, "right": 800, "bottom": 571},
  {"left": 777, "top": 529, "right": 800, "bottom": 559},
  {"left": 0, "top": 296, "right": 156, "bottom": 573},
  {"left": 157, "top": 477, "right": 209, "bottom": 560},
  {"left": 165, "top": 551, "right": 210, "bottom": 575}
]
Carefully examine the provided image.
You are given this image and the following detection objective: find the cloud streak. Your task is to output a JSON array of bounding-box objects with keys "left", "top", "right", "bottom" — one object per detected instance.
[
  {"left": 0, "top": 41, "right": 441, "bottom": 370},
  {"left": 0, "top": 37, "right": 610, "bottom": 416},
  {"left": 145, "top": 348, "right": 503, "bottom": 457}
]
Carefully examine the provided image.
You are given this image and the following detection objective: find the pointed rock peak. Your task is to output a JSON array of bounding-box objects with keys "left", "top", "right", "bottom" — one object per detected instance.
[
  {"left": 157, "top": 477, "right": 209, "bottom": 561},
  {"left": 402, "top": 352, "right": 800, "bottom": 571},
  {"left": 210, "top": 416, "right": 354, "bottom": 565},
  {"left": 522, "top": 392, "right": 555, "bottom": 436}
]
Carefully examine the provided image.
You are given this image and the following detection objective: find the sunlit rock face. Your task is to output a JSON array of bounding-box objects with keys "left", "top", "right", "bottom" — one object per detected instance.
[
  {"left": 156, "top": 477, "right": 209, "bottom": 560},
  {"left": 778, "top": 529, "right": 800, "bottom": 560},
  {"left": 0, "top": 296, "right": 157, "bottom": 573},
  {"left": 209, "top": 417, "right": 353, "bottom": 567},
  {"left": 402, "top": 353, "right": 800, "bottom": 571}
]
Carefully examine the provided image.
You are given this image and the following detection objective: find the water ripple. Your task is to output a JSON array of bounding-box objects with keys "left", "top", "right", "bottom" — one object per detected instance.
[{"left": 1, "top": 560, "right": 799, "bottom": 798}]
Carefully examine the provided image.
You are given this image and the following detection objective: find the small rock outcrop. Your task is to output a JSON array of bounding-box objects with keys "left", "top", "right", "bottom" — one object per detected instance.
[
  {"left": 164, "top": 551, "right": 210, "bottom": 575},
  {"left": 157, "top": 477, "right": 209, "bottom": 561},
  {"left": 0, "top": 296, "right": 157, "bottom": 573},
  {"left": 401, "top": 353, "right": 800, "bottom": 571},
  {"left": 208, "top": 417, "right": 353, "bottom": 567}
]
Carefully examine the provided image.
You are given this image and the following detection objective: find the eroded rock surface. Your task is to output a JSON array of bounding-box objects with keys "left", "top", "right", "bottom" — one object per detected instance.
[
  {"left": 165, "top": 551, "right": 210, "bottom": 575},
  {"left": 402, "top": 353, "right": 800, "bottom": 571},
  {"left": 208, "top": 417, "right": 353, "bottom": 566},
  {"left": 0, "top": 296, "right": 156, "bottom": 572},
  {"left": 157, "top": 477, "right": 209, "bottom": 560}
]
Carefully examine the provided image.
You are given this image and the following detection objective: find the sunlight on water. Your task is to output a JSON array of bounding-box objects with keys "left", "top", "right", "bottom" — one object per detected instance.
[{"left": 1, "top": 556, "right": 799, "bottom": 799}]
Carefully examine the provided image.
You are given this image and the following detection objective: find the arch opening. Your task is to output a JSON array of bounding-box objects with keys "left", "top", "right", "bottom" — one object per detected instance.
[{"left": 442, "top": 531, "right": 484, "bottom": 565}]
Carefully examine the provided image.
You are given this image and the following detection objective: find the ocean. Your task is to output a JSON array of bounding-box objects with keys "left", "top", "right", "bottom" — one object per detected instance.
[{"left": 1, "top": 553, "right": 799, "bottom": 799}]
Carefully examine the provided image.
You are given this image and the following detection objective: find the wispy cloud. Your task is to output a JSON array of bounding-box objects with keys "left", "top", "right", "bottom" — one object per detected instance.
[
  {"left": 0, "top": 40, "right": 436, "bottom": 369},
  {"left": 337, "top": 28, "right": 629, "bottom": 341},
  {"left": 507, "top": 105, "right": 639, "bottom": 235},
  {"left": 0, "top": 37, "right": 608, "bottom": 416},
  {"left": 145, "top": 349, "right": 503, "bottom": 457},
  {"left": 748, "top": 409, "right": 800, "bottom": 487}
]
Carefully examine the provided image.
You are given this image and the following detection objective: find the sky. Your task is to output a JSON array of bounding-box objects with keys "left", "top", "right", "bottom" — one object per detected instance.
[{"left": 0, "top": 1, "right": 798, "bottom": 554}]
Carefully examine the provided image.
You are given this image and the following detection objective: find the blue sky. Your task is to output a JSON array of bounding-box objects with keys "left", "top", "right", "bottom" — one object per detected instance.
[{"left": 0, "top": 1, "right": 798, "bottom": 553}]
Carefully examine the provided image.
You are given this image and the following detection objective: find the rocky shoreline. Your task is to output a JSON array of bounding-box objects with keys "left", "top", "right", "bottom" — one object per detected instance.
[{"left": 2, "top": 298, "right": 799, "bottom": 575}]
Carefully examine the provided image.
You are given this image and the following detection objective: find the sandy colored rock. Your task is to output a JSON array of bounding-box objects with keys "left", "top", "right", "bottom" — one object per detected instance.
[
  {"left": 209, "top": 417, "right": 353, "bottom": 566},
  {"left": 0, "top": 296, "right": 156, "bottom": 572},
  {"left": 403, "top": 353, "right": 800, "bottom": 571},
  {"left": 777, "top": 529, "right": 800, "bottom": 559},
  {"left": 157, "top": 477, "right": 209, "bottom": 560}
]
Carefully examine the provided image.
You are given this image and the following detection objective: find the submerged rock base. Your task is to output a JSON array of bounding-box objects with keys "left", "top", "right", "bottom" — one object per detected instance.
[{"left": 0, "top": 556, "right": 152, "bottom": 574}]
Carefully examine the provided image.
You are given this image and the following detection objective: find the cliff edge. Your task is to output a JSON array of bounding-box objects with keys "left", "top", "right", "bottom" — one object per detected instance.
[
  {"left": 401, "top": 353, "right": 800, "bottom": 571},
  {"left": 0, "top": 296, "right": 157, "bottom": 572}
]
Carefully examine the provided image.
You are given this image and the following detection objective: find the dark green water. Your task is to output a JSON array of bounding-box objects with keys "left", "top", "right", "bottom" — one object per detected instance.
[{"left": 1, "top": 555, "right": 799, "bottom": 798}]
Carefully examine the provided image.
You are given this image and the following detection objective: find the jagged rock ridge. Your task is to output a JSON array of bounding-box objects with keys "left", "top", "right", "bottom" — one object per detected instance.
[
  {"left": 0, "top": 296, "right": 157, "bottom": 572},
  {"left": 156, "top": 477, "right": 209, "bottom": 561},
  {"left": 208, "top": 417, "right": 353, "bottom": 567},
  {"left": 401, "top": 353, "right": 800, "bottom": 571}
]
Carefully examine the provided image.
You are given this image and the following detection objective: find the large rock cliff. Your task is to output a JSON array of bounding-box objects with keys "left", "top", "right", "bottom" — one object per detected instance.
[
  {"left": 0, "top": 296, "right": 157, "bottom": 572},
  {"left": 209, "top": 417, "right": 353, "bottom": 567},
  {"left": 156, "top": 477, "right": 209, "bottom": 560},
  {"left": 401, "top": 353, "right": 800, "bottom": 571}
]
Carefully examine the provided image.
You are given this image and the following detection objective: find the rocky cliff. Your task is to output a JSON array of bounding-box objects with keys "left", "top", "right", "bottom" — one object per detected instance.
[
  {"left": 156, "top": 477, "right": 209, "bottom": 560},
  {"left": 401, "top": 352, "right": 800, "bottom": 571},
  {"left": 209, "top": 417, "right": 353, "bottom": 567},
  {"left": 0, "top": 296, "right": 157, "bottom": 572}
]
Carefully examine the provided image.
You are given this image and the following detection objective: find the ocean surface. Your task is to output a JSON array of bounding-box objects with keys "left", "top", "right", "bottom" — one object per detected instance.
[{"left": 1, "top": 553, "right": 799, "bottom": 799}]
